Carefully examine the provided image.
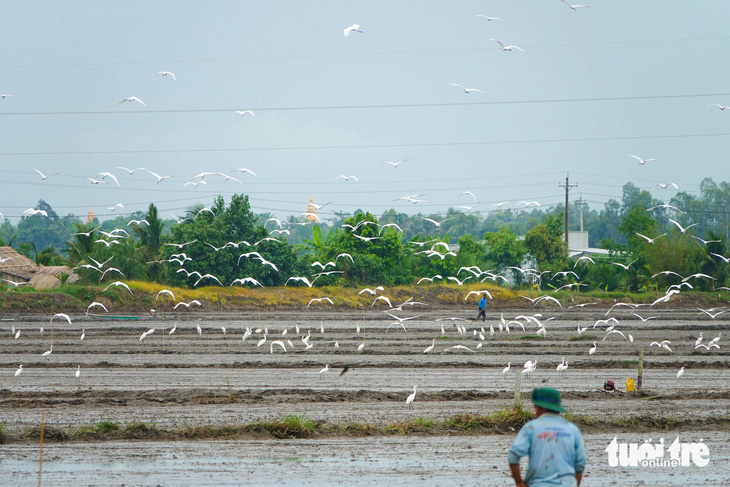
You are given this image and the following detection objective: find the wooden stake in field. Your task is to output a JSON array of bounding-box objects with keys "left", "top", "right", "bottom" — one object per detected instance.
[
  {"left": 38, "top": 407, "right": 45, "bottom": 487},
  {"left": 637, "top": 346, "right": 644, "bottom": 391}
]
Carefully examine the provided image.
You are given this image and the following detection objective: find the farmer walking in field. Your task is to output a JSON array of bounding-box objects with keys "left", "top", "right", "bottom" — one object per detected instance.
[
  {"left": 476, "top": 295, "right": 487, "bottom": 321},
  {"left": 508, "top": 387, "right": 586, "bottom": 487}
]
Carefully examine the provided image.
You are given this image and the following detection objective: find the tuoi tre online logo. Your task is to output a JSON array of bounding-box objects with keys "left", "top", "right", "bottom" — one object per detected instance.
[{"left": 606, "top": 436, "right": 710, "bottom": 468}]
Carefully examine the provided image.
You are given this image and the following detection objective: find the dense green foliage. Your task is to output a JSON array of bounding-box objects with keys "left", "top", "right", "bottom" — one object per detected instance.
[
  {"left": 1, "top": 179, "right": 729, "bottom": 292},
  {"left": 162, "top": 195, "right": 303, "bottom": 287}
]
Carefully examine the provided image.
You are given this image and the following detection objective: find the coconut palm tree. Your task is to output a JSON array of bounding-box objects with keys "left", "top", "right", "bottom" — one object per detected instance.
[
  {"left": 34, "top": 244, "right": 68, "bottom": 266},
  {"left": 67, "top": 222, "right": 99, "bottom": 267},
  {"left": 131, "top": 203, "right": 164, "bottom": 281}
]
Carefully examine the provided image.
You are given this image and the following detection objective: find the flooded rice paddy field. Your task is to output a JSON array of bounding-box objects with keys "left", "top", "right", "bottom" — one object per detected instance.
[
  {"left": 3, "top": 432, "right": 729, "bottom": 486},
  {"left": 1, "top": 308, "right": 728, "bottom": 485}
]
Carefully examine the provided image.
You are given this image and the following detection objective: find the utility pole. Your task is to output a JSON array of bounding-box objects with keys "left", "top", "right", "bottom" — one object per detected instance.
[
  {"left": 578, "top": 195, "right": 584, "bottom": 232},
  {"left": 558, "top": 173, "right": 578, "bottom": 247}
]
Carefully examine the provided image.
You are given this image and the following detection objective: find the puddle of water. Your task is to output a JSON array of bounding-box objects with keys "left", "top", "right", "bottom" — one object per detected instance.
[{"left": 1, "top": 432, "right": 728, "bottom": 486}]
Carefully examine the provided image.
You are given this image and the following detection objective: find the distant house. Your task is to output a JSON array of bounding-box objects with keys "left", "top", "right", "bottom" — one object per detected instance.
[
  {"left": 0, "top": 247, "right": 80, "bottom": 289},
  {"left": 29, "top": 266, "right": 80, "bottom": 289},
  {"left": 0, "top": 246, "right": 38, "bottom": 285},
  {"left": 567, "top": 231, "right": 611, "bottom": 259}
]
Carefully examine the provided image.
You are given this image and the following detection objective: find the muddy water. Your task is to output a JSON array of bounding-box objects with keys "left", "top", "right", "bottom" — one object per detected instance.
[
  {"left": 2, "top": 431, "right": 728, "bottom": 486},
  {"left": 0, "top": 309, "right": 728, "bottom": 485}
]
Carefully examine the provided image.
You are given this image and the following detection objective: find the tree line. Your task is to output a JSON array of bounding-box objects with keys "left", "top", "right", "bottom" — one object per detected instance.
[{"left": 0, "top": 177, "right": 728, "bottom": 292}]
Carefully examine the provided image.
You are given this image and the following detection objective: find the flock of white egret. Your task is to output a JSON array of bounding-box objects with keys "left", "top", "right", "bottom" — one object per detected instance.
[
  {"left": 1, "top": 4, "right": 728, "bottom": 417},
  {"left": 6, "top": 279, "right": 725, "bottom": 411}
]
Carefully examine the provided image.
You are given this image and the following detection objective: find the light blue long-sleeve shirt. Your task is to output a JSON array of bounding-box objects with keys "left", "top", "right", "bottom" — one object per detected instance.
[{"left": 508, "top": 412, "right": 586, "bottom": 487}]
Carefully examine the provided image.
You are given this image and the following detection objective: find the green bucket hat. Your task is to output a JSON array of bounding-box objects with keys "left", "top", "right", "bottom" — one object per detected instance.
[{"left": 531, "top": 387, "right": 567, "bottom": 413}]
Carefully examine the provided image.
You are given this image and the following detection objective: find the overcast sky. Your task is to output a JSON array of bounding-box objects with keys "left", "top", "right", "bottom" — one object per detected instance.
[{"left": 1, "top": 1, "right": 729, "bottom": 224}]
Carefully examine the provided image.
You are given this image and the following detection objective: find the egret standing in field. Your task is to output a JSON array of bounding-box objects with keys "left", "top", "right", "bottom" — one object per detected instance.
[
  {"left": 319, "top": 364, "right": 329, "bottom": 378},
  {"left": 556, "top": 359, "right": 568, "bottom": 377},
  {"left": 405, "top": 385, "right": 417, "bottom": 409}
]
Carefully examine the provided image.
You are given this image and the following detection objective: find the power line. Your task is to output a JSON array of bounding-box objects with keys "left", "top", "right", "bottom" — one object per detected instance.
[
  {"left": 577, "top": 182, "right": 703, "bottom": 195},
  {"left": 572, "top": 171, "right": 690, "bottom": 187},
  {"left": 0, "top": 175, "right": 563, "bottom": 200},
  {"left": 0, "top": 168, "right": 566, "bottom": 187},
  {"left": 3, "top": 198, "right": 569, "bottom": 221},
  {"left": 2, "top": 168, "right": 705, "bottom": 198},
  {"left": 1, "top": 35, "right": 729, "bottom": 70},
  {"left": 1, "top": 92, "right": 728, "bottom": 117},
  {"left": 2, "top": 132, "right": 730, "bottom": 157}
]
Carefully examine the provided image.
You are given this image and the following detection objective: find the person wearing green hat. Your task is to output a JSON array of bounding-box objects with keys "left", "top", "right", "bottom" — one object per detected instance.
[{"left": 508, "top": 387, "right": 586, "bottom": 487}]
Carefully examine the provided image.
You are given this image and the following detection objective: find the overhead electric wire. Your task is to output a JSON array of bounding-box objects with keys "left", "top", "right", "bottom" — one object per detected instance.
[
  {"left": 0, "top": 168, "right": 566, "bottom": 186},
  {"left": 0, "top": 175, "right": 562, "bottom": 197},
  {"left": 1, "top": 131, "right": 729, "bottom": 157},
  {"left": 1, "top": 34, "right": 729, "bottom": 69},
  {"left": 1, "top": 92, "right": 729, "bottom": 117},
  {"left": 0, "top": 167, "right": 704, "bottom": 197}
]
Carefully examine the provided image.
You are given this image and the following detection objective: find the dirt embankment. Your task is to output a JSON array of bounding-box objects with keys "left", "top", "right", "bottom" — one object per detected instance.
[{"left": 1, "top": 282, "right": 725, "bottom": 315}]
